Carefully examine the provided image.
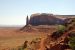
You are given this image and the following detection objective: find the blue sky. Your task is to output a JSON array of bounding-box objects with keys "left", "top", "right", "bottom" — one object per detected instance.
[{"left": 0, "top": 0, "right": 75, "bottom": 25}]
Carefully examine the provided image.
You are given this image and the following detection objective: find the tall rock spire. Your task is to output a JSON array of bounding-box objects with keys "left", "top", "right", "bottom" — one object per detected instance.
[{"left": 26, "top": 15, "right": 29, "bottom": 26}]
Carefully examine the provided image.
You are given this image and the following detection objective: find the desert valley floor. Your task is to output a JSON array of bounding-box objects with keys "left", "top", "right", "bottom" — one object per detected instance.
[{"left": 0, "top": 27, "right": 46, "bottom": 50}]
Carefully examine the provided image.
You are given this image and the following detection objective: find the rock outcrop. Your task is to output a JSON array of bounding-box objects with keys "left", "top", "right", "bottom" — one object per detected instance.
[{"left": 29, "top": 13, "right": 64, "bottom": 26}]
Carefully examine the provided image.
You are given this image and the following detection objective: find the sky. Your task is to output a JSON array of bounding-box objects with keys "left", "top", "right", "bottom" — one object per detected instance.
[{"left": 0, "top": 0, "right": 75, "bottom": 26}]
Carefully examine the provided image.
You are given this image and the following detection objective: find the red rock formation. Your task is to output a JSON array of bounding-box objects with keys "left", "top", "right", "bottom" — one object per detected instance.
[{"left": 29, "top": 13, "right": 64, "bottom": 26}]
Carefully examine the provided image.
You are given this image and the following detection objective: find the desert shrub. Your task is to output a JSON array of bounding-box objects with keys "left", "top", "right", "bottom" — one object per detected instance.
[
  {"left": 16, "top": 41, "right": 28, "bottom": 50},
  {"left": 22, "top": 41, "right": 28, "bottom": 49},
  {"left": 57, "top": 25, "right": 66, "bottom": 32},
  {"left": 68, "top": 32, "right": 75, "bottom": 50},
  {"left": 30, "top": 38, "right": 41, "bottom": 50},
  {"left": 51, "top": 31, "right": 64, "bottom": 38},
  {"left": 51, "top": 25, "right": 66, "bottom": 38},
  {"left": 68, "top": 37, "right": 75, "bottom": 50}
]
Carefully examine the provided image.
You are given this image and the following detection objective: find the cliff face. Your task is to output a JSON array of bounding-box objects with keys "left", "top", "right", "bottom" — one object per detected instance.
[{"left": 28, "top": 13, "right": 64, "bottom": 26}]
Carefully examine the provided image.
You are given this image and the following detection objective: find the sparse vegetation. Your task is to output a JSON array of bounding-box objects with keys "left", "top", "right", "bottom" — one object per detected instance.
[
  {"left": 57, "top": 25, "right": 66, "bottom": 32},
  {"left": 68, "top": 32, "right": 75, "bottom": 50},
  {"left": 68, "top": 37, "right": 75, "bottom": 50}
]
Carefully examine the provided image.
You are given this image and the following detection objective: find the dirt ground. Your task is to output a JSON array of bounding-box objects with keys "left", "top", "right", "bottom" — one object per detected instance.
[{"left": 0, "top": 27, "right": 47, "bottom": 50}]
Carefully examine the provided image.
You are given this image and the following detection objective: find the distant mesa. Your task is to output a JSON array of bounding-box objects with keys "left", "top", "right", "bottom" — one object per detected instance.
[
  {"left": 26, "top": 13, "right": 65, "bottom": 26},
  {"left": 20, "top": 13, "right": 75, "bottom": 32}
]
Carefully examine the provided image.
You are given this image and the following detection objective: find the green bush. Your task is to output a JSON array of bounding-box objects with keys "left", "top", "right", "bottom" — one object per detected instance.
[
  {"left": 57, "top": 25, "right": 66, "bottom": 32},
  {"left": 68, "top": 37, "right": 75, "bottom": 50}
]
